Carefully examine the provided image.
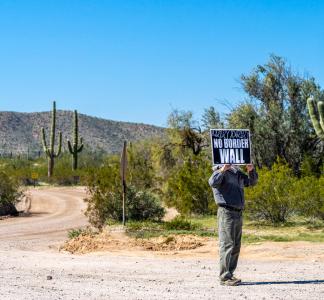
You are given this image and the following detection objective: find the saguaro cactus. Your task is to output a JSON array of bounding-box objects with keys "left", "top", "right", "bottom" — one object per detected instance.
[
  {"left": 307, "top": 97, "right": 324, "bottom": 140},
  {"left": 67, "top": 110, "right": 84, "bottom": 170},
  {"left": 41, "top": 101, "right": 62, "bottom": 177}
]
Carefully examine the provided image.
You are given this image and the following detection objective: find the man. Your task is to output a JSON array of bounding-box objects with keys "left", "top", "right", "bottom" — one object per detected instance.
[{"left": 208, "top": 163, "right": 258, "bottom": 286}]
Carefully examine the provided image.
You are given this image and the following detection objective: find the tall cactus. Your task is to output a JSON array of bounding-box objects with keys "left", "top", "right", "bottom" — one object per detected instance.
[
  {"left": 67, "top": 110, "right": 84, "bottom": 170},
  {"left": 307, "top": 97, "right": 324, "bottom": 140},
  {"left": 41, "top": 101, "right": 62, "bottom": 177}
]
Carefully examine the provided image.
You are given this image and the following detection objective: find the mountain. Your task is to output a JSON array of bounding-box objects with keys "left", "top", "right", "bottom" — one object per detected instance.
[{"left": 0, "top": 110, "right": 165, "bottom": 157}]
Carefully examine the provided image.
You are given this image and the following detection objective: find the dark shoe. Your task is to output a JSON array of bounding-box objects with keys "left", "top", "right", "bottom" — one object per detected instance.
[
  {"left": 220, "top": 278, "right": 240, "bottom": 286},
  {"left": 231, "top": 276, "right": 241, "bottom": 283}
]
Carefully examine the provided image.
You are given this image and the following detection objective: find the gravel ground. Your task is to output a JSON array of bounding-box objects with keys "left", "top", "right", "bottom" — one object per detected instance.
[
  {"left": 1, "top": 187, "right": 323, "bottom": 300},
  {"left": 1, "top": 250, "right": 324, "bottom": 300}
]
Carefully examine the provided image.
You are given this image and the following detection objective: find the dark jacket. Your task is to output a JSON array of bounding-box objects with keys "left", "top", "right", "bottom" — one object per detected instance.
[{"left": 208, "top": 168, "right": 258, "bottom": 209}]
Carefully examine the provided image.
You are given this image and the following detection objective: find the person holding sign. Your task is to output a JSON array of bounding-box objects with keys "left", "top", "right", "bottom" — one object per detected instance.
[{"left": 209, "top": 162, "right": 258, "bottom": 286}]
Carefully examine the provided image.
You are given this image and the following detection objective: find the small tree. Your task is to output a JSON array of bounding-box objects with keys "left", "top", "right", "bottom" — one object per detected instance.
[
  {"left": 167, "top": 109, "right": 206, "bottom": 155},
  {"left": 201, "top": 106, "right": 223, "bottom": 131},
  {"left": 237, "top": 54, "right": 322, "bottom": 172}
]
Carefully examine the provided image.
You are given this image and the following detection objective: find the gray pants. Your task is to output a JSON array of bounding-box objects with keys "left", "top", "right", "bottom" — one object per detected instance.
[{"left": 218, "top": 206, "right": 243, "bottom": 280}]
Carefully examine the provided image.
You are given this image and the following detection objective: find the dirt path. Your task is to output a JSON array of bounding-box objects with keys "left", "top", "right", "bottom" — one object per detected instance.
[
  {"left": 0, "top": 187, "right": 323, "bottom": 299},
  {"left": 0, "top": 187, "right": 88, "bottom": 251}
]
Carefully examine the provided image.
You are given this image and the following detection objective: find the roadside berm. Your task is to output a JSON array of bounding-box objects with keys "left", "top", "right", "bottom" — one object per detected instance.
[{"left": 61, "top": 228, "right": 209, "bottom": 254}]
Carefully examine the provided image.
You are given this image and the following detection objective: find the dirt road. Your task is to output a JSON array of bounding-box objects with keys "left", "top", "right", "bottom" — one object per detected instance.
[
  {"left": 0, "top": 187, "right": 88, "bottom": 251},
  {"left": 0, "top": 187, "right": 323, "bottom": 300}
]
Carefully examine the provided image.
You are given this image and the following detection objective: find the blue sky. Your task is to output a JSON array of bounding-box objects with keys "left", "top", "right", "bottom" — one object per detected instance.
[{"left": 0, "top": 0, "right": 323, "bottom": 126}]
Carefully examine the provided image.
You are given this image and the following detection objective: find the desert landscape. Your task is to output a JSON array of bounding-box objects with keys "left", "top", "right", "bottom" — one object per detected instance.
[
  {"left": 1, "top": 2, "right": 324, "bottom": 299},
  {"left": 1, "top": 187, "right": 323, "bottom": 300}
]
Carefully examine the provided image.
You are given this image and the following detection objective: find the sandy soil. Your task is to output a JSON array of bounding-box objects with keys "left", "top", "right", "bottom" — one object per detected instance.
[{"left": 1, "top": 187, "right": 324, "bottom": 300}]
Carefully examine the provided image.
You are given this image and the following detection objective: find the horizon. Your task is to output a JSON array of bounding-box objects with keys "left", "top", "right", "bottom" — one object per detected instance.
[{"left": 0, "top": 0, "right": 323, "bottom": 126}]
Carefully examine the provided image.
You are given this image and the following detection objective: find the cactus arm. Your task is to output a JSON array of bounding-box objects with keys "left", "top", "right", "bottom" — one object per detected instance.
[
  {"left": 307, "top": 98, "right": 324, "bottom": 140},
  {"left": 67, "top": 139, "right": 73, "bottom": 153},
  {"left": 74, "top": 110, "right": 78, "bottom": 145},
  {"left": 54, "top": 131, "right": 62, "bottom": 157},
  {"left": 77, "top": 143, "right": 84, "bottom": 153},
  {"left": 41, "top": 128, "right": 50, "bottom": 157},
  {"left": 50, "top": 101, "right": 56, "bottom": 152},
  {"left": 77, "top": 137, "right": 84, "bottom": 153},
  {"left": 41, "top": 127, "right": 47, "bottom": 151},
  {"left": 319, "top": 101, "right": 324, "bottom": 132}
]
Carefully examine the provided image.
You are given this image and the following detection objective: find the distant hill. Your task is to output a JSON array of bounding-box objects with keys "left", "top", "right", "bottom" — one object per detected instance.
[{"left": 0, "top": 110, "right": 165, "bottom": 156}]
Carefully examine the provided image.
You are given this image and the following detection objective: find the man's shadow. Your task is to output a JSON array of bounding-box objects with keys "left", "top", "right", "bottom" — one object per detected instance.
[{"left": 240, "top": 280, "right": 324, "bottom": 286}]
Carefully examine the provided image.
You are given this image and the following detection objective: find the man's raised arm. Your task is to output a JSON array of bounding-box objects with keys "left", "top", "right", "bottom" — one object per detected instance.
[{"left": 208, "top": 164, "right": 231, "bottom": 188}]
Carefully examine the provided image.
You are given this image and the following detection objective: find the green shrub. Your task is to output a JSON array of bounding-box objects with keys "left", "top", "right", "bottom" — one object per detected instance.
[
  {"left": 86, "top": 186, "right": 165, "bottom": 228},
  {"left": 127, "top": 142, "right": 156, "bottom": 190},
  {"left": 0, "top": 171, "right": 23, "bottom": 216},
  {"left": 67, "top": 227, "right": 95, "bottom": 239},
  {"left": 84, "top": 156, "right": 165, "bottom": 228},
  {"left": 85, "top": 152, "right": 165, "bottom": 228},
  {"left": 68, "top": 228, "right": 84, "bottom": 239},
  {"left": 164, "top": 154, "right": 216, "bottom": 215},
  {"left": 245, "top": 161, "right": 298, "bottom": 224},
  {"left": 294, "top": 176, "right": 324, "bottom": 220},
  {"left": 164, "top": 216, "right": 200, "bottom": 230},
  {"left": 246, "top": 163, "right": 324, "bottom": 223},
  {"left": 126, "top": 186, "right": 165, "bottom": 221}
]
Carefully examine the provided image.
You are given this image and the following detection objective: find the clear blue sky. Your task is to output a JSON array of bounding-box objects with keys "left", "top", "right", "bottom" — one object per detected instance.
[{"left": 0, "top": 0, "right": 323, "bottom": 126}]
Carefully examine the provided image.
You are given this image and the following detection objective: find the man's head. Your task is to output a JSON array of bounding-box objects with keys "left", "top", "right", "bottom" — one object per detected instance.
[
  {"left": 212, "top": 164, "right": 241, "bottom": 173},
  {"left": 230, "top": 165, "right": 241, "bottom": 173}
]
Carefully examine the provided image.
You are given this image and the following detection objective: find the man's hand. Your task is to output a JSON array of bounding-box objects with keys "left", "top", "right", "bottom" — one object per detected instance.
[
  {"left": 246, "top": 164, "right": 254, "bottom": 172},
  {"left": 212, "top": 165, "right": 219, "bottom": 172},
  {"left": 220, "top": 164, "right": 231, "bottom": 173}
]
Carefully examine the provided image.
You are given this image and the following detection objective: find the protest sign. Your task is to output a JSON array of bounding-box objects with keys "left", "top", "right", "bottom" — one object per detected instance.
[{"left": 210, "top": 129, "right": 251, "bottom": 165}]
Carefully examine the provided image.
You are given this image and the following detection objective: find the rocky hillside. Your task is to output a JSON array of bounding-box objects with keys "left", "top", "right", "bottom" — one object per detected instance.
[{"left": 0, "top": 110, "right": 165, "bottom": 156}]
